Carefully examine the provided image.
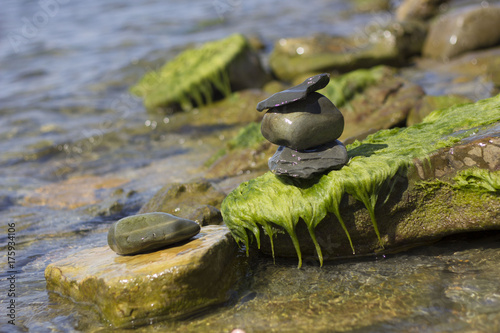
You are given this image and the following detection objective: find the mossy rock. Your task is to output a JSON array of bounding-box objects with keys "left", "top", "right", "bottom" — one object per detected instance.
[
  {"left": 221, "top": 94, "right": 500, "bottom": 267},
  {"left": 407, "top": 94, "right": 473, "bottom": 126},
  {"left": 205, "top": 122, "right": 273, "bottom": 179},
  {"left": 268, "top": 21, "right": 426, "bottom": 81},
  {"left": 131, "top": 34, "right": 268, "bottom": 113},
  {"left": 319, "top": 65, "right": 425, "bottom": 142}
]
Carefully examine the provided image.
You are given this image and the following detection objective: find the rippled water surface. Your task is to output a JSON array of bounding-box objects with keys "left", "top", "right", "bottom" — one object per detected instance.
[{"left": 1, "top": 0, "right": 500, "bottom": 332}]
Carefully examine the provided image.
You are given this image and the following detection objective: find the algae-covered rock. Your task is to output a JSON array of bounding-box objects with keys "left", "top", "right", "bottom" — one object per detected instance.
[
  {"left": 107, "top": 212, "right": 201, "bottom": 255},
  {"left": 45, "top": 225, "right": 245, "bottom": 327},
  {"left": 319, "top": 66, "right": 425, "bottom": 142},
  {"left": 205, "top": 122, "right": 274, "bottom": 179},
  {"left": 423, "top": 6, "right": 500, "bottom": 61},
  {"left": 131, "top": 34, "right": 268, "bottom": 112},
  {"left": 221, "top": 94, "right": 500, "bottom": 267},
  {"left": 139, "top": 179, "right": 226, "bottom": 225},
  {"left": 269, "top": 21, "right": 427, "bottom": 80},
  {"left": 407, "top": 94, "right": 472, "bottom": 126}
]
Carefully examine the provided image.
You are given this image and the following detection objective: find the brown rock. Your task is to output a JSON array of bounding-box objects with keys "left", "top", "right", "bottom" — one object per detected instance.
[
  {"left": 139, "top": 179, "right": 226, "bottom": 221},
  {"left": 45, "top": 225, "right": 245, "bottom": 328},
  {"left": 423, "top": 6, "right": 500, "bottom": 60}
]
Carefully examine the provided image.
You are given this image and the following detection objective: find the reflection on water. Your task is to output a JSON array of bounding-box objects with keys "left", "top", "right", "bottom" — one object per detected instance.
[{"left": 1, "top": 0, "right": 499, "bottom": 332}]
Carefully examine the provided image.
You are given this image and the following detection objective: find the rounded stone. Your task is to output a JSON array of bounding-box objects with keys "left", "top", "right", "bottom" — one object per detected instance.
[
  {"left": 107, "top": 212, "right": 201, "bottom": 255},
  {"left": 261, "top": 92, "right": 344, "bottom": 151}
]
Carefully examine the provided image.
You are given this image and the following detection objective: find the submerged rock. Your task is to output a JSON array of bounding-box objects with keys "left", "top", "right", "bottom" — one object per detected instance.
[
  {"left": 269, "top": 140, "right": 348, "bottom": 179},
  {"left": 222, "top": 94, "right": 500, "bottom": 267},
  {"left": 46, "top": 225, "right": 244, "bottom": 328},
  {"left": 260, "top": 92, "right": 344, "bottom": 151},
  {"left": 423, "top": 6, "right": 500, "bottom": 60},
  {"left": 107, "top": 212, "right": 201, "bottom": 255}
]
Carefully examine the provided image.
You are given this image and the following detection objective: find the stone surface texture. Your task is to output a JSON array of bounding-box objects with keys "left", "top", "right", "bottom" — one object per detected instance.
[
  {"left": 268, "top": 140, "right": 348, "bottom": 179},
  {"left": 107, "top": 212, "right": 201, "bottom": 255},
  {"left": 423, "top": 6, "right": 500, "bottom": 60},
  {"left": 261, "top": 92, "right": 344, "bottom": 150},
  {"left": 45, "top": 225, "right": 245, "bottom": 328}
]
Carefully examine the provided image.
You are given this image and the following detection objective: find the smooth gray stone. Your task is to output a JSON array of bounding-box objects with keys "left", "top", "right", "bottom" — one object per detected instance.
[
  {"left": 261, "top": 92, "right": 344, "bottom": 150},
  {"left": 108, "top": 212, "right": 201, "bottom": 255},
  {"left": 268, "top": 140, "right": 348, "bottom": 179},
  {"left": 256, "top": 73, "right": 330, "bottom": 111}
]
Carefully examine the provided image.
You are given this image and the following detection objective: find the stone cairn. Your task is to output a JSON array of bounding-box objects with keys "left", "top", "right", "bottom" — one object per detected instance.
[{"left": 257, "top": 73, "right": 348, "bottom": 179}]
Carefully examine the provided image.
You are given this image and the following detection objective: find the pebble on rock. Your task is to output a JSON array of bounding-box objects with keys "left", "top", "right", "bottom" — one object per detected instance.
[
  {"left": 268, "top": 140, "right": 348, "bottom": 179},
  {"left": 107, "top": 212, "right": 201, "bottom": 255},
  {"left": 256, "top": 73, "right": 330, "bottom": 111},
  {"left": 261, "top": 92, "right": 344, "bottom": 151}
]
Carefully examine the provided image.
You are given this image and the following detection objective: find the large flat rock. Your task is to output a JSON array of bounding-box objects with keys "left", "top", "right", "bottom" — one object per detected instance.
[{"left": 45, "top": 225, "right": 245, "bottom": 328}]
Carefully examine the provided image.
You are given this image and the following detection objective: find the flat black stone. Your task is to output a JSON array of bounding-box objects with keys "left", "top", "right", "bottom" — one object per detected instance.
[
  {"left": 256, "top": 73, "right": 330, "bottom": 111},
  {"left": 268, "top": 140, "right": 348, "bottom": 179}
]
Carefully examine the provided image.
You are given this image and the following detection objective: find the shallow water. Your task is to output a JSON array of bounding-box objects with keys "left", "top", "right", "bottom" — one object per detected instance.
[{"left": 1, "top": 0, "right": 500, "bottom": 332}]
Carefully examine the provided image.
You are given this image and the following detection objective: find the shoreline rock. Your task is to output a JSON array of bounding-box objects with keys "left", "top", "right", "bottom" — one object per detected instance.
[
  {"left": 222, "top": 94, "right": 500, "bottom": 267},
  {"left": 45, "top": 225, "right": 246, "bottom": 328}
]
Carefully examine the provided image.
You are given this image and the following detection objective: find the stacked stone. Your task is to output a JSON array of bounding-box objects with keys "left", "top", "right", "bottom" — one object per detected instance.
[{"left": 257, "top": 73, "right": 348, "bottom": 179}]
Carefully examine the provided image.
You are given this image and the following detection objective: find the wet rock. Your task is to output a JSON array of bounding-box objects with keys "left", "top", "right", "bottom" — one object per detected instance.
[
  {"left": 256, "top": 74, "right": 330, "bottom": 111},
  {"left": 139, "top": 179, "right": 226, "bottom": 220},
  {"left": 261, "top": 92, "right": 344, "bottom": 151},
  {"left": 131, "top": 34, "right": 269, "bottom": 112},
  {"left": 107, "top": 212, "right": 201, "bottom": 255},
  {"left": 222, "top": 95, "right": 500, "bottom": 267},
  {"left": 268, "top": 140, "right": 348, "bottom": 179},
  {"left": 396, "top": 0, "right": 448, "bottom": 22},
  {"left": 190, "top": 205, "right": 223, "bottom": 226},
  {"left": 45, "top": 225, "right": 245, "bottom": 328},
  {"left": 269, "top": 21, "right": 427, "bottom": 80},
  {"left": 423, "top": 6, "right": 500, "bottom": 61}
]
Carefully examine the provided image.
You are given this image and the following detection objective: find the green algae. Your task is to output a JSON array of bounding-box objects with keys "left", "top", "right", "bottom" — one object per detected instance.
[
  {"left": 226, "top": 122, "right": 265, "bottom": 150},
  {"left": 453, "top": 169, "right": 500, "bottom": 193},
  {"left": 221, "top": 94, "right": 500, "bottom": 268},
  {"left": 318, "top": 65, "right": 393, "bottom": 108},
  {"left": 131, "top": 34, "right": 248, "bottom": 112},
  {"left": 205, "top": 121, "right": 266, "bottom": 167}
]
